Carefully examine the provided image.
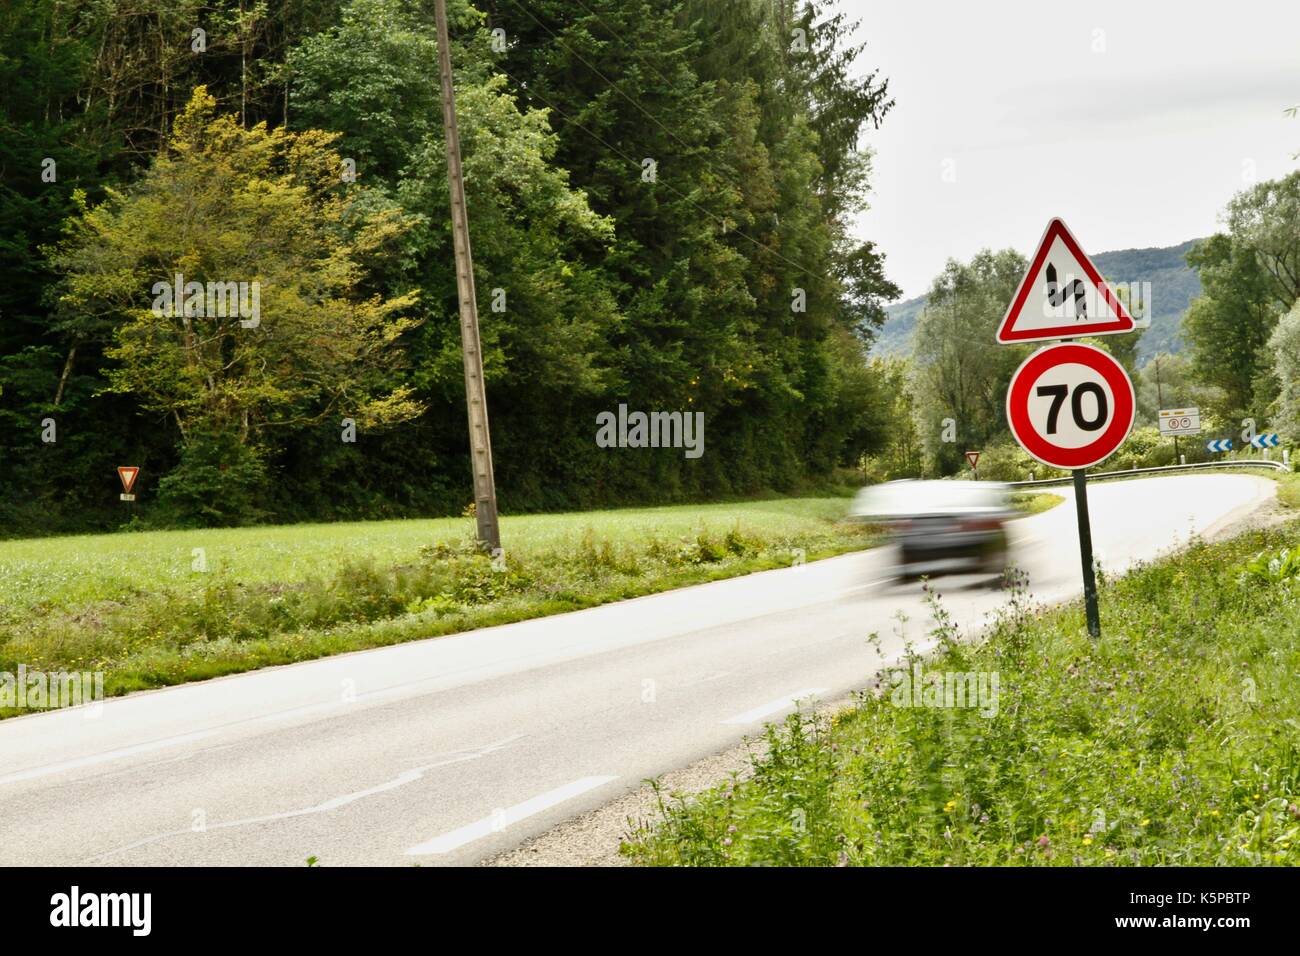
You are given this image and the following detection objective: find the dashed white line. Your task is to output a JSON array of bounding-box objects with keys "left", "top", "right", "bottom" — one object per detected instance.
[
  {"left": 405, "top": 775, "right": 618, "bottom": 856},
  {"left": 721, "top": 688, "right": 828, "bottom": 725},
  {"left": 680, "top": 670, "right": 732, "bottom": 687},
  {"left": 82, "top": 734, "right": 528, "bottom": 863},
  {"left": 829, "top": 578, "right": 891, "bottom": 600}
]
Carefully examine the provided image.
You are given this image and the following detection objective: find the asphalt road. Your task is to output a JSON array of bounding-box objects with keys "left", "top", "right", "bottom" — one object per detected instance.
[{"left": 0, "top": 474, "right": 1276, "bottom": 866}]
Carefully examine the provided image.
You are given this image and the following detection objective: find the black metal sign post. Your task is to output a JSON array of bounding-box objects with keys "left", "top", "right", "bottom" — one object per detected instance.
[{"left": 1072, "top": 468, "right": 1101, "bottom": 638}]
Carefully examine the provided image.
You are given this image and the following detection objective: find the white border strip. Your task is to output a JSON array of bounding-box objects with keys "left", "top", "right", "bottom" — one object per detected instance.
[
  {"left": 721, "top": 688, "right": 827, "bottom": 725},
  {"left": 405, "top": 775, "right": 617, "bottom": 855}
]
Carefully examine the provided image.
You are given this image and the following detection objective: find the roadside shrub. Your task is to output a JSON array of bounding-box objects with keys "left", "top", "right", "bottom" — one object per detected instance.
[
  {"left": 1240, "top": 547, "right": 1300, "bottom": 585},
  {"left": 675, "top": 530, "right": 730, "bottom": 564},
  {"left": 153, "top": 429, "right": 270, "bottom": 527},
  {"left": 0, "top": 503, "right": 883, "bottom": 707},
  {"left": 576, "top": 527, "right": 640, "bottom": 575},
  {"left": 975, "top": 442, "right": 1048, "bottom": 482},
  {"left": 1110, "top": 426, "right": 1173, "bottom": 471},
  {"left": 624, "top": 523, "right": 1300, "bottom": 866},
  {"left": 723, "top": 524, "right": 759, "bottom": 556}
]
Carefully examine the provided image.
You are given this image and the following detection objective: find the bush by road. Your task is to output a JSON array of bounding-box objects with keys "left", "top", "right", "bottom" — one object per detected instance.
[
  {"left": 623, "top": 520, "right": 1300, "bottom": 866},
  {"left": 0, "top": 498, "right": 876, "bottom": 713}
]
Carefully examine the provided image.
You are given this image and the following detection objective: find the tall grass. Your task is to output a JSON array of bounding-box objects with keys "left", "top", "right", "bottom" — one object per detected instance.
[
  {"left": 623, "top": 522, "right": 1300, "bottom": 866},
  {"left": 0, "top": 498, "right": 875, "bottom": 712}
]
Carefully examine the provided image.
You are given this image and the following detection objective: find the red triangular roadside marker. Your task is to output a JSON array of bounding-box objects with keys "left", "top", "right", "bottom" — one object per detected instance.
[
  {"left": 996, "top": 218, "right": 1135, "bottom": 344},
  {"left": 965, "top": 451, "right": 980, "bottom": 470},
  {"left": 117, "top": 466, "right": 139, "bottom": 494}
]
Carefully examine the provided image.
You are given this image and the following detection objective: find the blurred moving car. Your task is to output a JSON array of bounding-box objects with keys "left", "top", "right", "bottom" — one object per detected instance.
[{"left": 850, "top": 480, "right": 1013, "bottom": 581}]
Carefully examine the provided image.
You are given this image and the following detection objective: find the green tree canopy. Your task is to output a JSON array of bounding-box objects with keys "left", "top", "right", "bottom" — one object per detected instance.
[
  {"left": 1183, "top": 233, "right": 1280, "bottom": 420},
  {"left": 908, "top": 249, "right": 1029, "bottom": 473},
  {"left": 1225, "top": 170, "right": 1300, "bottom": 307},
  {"left": 49, "top": 87, "right": 423, "bottom": 445}
]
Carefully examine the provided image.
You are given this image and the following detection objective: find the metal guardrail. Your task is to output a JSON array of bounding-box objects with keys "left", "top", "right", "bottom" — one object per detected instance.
[{"left": 1007, "top": 459, "right": 1291, "bottom": 489}]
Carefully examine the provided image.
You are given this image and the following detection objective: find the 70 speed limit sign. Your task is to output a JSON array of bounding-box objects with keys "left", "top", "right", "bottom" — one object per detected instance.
[{"left": 1006, "top": 342, "right": 1135, "bottom": 470}]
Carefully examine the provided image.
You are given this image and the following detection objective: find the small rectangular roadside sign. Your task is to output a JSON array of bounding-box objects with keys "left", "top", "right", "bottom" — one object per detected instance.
[{"left": 1157, "top": 408, "right": 1200, "bottom": 436}]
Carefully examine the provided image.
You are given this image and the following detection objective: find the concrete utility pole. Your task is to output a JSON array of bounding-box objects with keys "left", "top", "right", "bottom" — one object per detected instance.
[{"left": 434, "top": 0, "right": 501, "bottom": 551}]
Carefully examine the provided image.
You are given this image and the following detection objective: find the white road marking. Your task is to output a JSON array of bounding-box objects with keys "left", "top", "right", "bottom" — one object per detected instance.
[
  {"left": 405, "top": 775, "right": 617, "bottom": 856},
  {"left": 680, "top": 670, "right": 731, "bottom": 687},
  {"left": 81, "top": 734, "right": 528, "bottom": 863},
  {"left": 829, "top": 579, "right": 891, "bottom": 600},
  {"left": 721, "top": 688, "right": 828, "bottom": 725},
  {"left": 1, "top": 663, "right": 526, "bottom": 788},
  {"left": 0, "top": 730, "right": 219, "bottom": 787}
]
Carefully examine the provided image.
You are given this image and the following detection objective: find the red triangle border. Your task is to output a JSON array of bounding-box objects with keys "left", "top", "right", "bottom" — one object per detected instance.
[{"left": 996, "top": 218, "right": 1135, "bottom": 343}]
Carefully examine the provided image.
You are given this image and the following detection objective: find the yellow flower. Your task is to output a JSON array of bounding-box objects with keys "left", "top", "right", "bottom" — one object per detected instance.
[
  {"left": 943, "top": 800, "right": 957, "bottom": 813},
  {"left": 1210, "top": 809, "right": 1221, "bottom": 817},
  {"left": 1082, "top": 836, "right": 1093, "bottom": 846},
  {"left": 1140, "top": 818, "right": 1150, "bottom": 826}
]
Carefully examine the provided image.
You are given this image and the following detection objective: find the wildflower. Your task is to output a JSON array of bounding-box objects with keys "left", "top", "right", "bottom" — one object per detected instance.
[
  {"left": 1140, "top": 818, "right": 1150, "bottom": 826},
  {"left": 1037, "top": 835, "right": 1050, "bottom": 849}
]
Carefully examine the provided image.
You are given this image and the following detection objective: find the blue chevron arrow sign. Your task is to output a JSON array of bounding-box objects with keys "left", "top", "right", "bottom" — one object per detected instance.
[
  {"left": 1205, "top": 438, "right": 1233, "bottom": 453},
  {"left": 1250, "top": 433, "right": 1281, "bottom": 449}
]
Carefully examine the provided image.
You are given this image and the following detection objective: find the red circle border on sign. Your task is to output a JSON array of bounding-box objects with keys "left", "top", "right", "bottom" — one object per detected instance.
[{"left": 1006, "top": 342, "right": 1135, "bottom": 470}]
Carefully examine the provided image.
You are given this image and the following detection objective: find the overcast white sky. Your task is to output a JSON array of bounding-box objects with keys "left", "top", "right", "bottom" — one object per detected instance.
[{"left": 847, "top": 0, "right": 1300, "bottom": 299}]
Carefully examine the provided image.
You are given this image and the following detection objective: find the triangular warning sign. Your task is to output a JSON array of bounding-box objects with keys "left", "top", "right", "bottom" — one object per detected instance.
[
  {"left": 117, "top": 466, "right": 140, "bottom": 494},
  {"left": 996, "top": 218, "right": 1135, "bottom": 344},
  {"left": 965, "top": 451, "right": 980, "bottom": 470}
]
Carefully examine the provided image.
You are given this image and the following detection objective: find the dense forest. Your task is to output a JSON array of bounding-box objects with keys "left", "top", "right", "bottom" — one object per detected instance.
[
  {"left": 0, "top": 0, "right": 901, "bottom": 534},
  {"left": 5, "top": 0, "right": 1296, "bottom": 536}
]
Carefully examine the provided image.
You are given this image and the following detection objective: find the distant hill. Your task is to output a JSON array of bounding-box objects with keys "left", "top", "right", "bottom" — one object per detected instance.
[
  {"left": 873, "top": 238, "right": 1205, "bottom": 365},
  {"left": 872, "top": 291, "right": 928, "bottom": 358}
]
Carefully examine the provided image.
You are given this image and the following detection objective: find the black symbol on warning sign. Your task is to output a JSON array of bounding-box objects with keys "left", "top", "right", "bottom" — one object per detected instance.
[{"left": 1045, "top": 263, "right": 1088, "bottom": 321}]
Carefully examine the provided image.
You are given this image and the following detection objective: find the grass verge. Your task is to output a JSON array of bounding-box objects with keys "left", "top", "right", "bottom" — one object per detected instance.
[
  {"left": 621, "top": 520, "right": 1300, "bottom": 866},
  {"left": 0, "top": 497, "right": 876, "bottom": 714},
  {"left": 1010, "top": 492, "right": 1064, "bottom": 516},
  {"left": 1276, "top": 470, "right": 1300, "bottom": 509}
]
